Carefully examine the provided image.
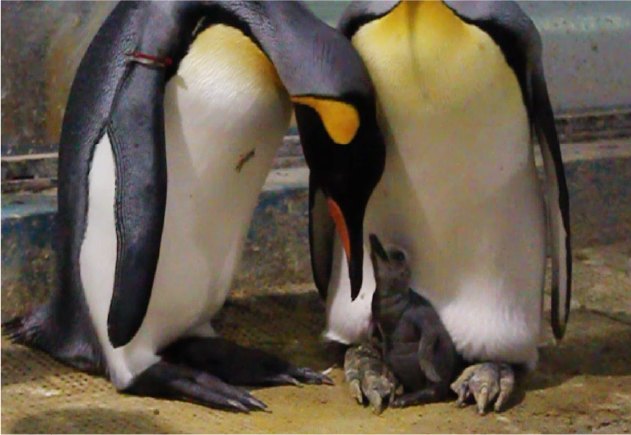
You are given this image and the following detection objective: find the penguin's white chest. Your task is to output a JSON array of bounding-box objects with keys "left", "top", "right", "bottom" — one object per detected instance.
[
  {"left": 81, "top": 24, "right": 291, "bottom": 387},
  {"left": 326, "top": 1, "right": 546, "bottom": 368},
  {"left": 144, "top": 25, "right": 292, "bottom": 348}
]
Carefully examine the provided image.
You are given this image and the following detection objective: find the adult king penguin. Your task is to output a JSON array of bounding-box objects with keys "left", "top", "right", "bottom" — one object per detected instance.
[
  {"left": 313, "top": 1, "right": 571, "bottom": 414},
  {"left": 4, "top": 1, "right": 386, "bottom": 412}
]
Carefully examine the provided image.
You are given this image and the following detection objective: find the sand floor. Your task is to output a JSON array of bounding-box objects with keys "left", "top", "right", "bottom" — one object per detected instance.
[{"left": 2, "top": 241, "right": 630, "bottom": 434}]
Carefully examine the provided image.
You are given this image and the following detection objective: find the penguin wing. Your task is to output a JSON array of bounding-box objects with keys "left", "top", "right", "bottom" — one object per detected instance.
[
  {"left": 104, "top": 59, "right": 169, "bottom": 349},
  {"left": 530, "top": 50, "right": 572, "bottom": 341},
  {"left": 308, "top": 173, "right": 336, "bottom": 299},
  {"left": 67, "top": 2, "right": 179, "bottom": 348},
  {"left": 445, "top": 1, "right": 572, "bottom": 339}
]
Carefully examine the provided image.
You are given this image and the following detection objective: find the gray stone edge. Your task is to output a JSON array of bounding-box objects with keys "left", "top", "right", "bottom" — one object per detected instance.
[{"left": 2, "top": 139, "right": 630, "bottom": 320}]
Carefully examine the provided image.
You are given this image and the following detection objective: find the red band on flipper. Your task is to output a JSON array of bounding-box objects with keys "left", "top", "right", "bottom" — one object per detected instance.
[{"left": 126, "top": 51, "right": 172, "bottom": 68}]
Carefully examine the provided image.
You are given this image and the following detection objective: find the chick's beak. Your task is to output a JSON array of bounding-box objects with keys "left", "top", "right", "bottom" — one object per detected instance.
[{"left": 368, "top": 233, "right": 388, "bottom": 261}]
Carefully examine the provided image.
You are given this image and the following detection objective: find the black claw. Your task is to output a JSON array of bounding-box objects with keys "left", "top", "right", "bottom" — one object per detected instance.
[
  {"left": 390, "top": 399, "right": 403, "bottom": 408},
  {"left": 264, "top": 373, "right": 303, "bottom": 387},
  {"left": 246, "top": 396, "right": 270, "bottom": 412},
  {"left": 451, "top": 362, "right": 517, "bottom": 414},
  {"left": 226, "top": 399, "right": 252, "bottom": 414},
  {"left": 342, "top": 343, "right": 401, "bottom": 414},
  {"left": 127, "top": 361, "right": 268, "bottom": 413},
  {"left": 320, "top": 374, "right": 335, "bottom": 386},
  {"left": 291, "top": 367, "right": 334, "bottom": 385},
  {"left": 194, "top": 372, "right": 267, "bottom": 411}
]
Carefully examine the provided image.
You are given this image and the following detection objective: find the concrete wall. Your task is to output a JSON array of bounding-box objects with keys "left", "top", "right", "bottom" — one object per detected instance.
[{"left": 2, "top": 1, "right": 631, "bottom": 157}]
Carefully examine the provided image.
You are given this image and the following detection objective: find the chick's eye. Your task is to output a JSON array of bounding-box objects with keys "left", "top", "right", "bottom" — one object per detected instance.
[{"left": 391, "top": 250, "right": 405, "bottom": 262}]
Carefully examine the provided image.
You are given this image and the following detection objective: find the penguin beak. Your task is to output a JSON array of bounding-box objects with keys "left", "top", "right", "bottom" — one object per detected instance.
[
  {"left": 368, "top": 233, "right": 388, "bottom": 300},
  {"left": 327, "top": 198, "right": 365, "bottom": 300},
  {"left": 292, "top": 98, "right": 386, "bottom": 302},
  {"left": 369, "top": 233, "right": 388, "bottom": 262}
]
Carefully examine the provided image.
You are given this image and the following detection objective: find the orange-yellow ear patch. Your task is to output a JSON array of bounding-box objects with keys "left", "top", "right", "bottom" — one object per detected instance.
[{"left": 292, "top": 96, "right": 359, "bottom": 145}]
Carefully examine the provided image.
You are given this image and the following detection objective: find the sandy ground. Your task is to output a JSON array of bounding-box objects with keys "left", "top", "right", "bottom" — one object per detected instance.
[{"left": 2, "top": 241, "right": 630, "bottom": 434}]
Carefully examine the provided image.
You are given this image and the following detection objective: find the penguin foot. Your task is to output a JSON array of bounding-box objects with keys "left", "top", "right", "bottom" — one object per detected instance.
[
  {"left": 127, "top": 361, "right": 269, "bottom": 413},
  {"left": 344, "top": 343, "right": 400, "bottom": 415},
  {"left": 450, "top": 362, "right": 515, "bottom": 415},
  {"left": 161, "top": 336, "right": 333, "bottom": 387}
]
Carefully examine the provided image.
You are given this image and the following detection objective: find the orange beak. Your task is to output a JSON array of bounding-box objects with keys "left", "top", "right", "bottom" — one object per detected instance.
[
  {"left": 327, "top": 198, "right": 351, "bottom": 263},
  {"left": 326, "top": 197, "right": 365, "bottom": 300}
]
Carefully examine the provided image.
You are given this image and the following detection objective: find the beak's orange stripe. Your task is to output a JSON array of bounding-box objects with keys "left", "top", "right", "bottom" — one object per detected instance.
[{"left": 328, "top": 199, "right": 351, "bottom": 262}]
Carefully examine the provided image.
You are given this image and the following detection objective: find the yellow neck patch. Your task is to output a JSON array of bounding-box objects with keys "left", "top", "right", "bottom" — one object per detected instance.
[
  {"left": 351, "top": 1, "right": 521, "bottom": 115},
  {"left": 292, "top": 96, "right": 360, "bottom": 145},
  {"left": 190, "top": 24, "right": 285, "bottom": 89}
]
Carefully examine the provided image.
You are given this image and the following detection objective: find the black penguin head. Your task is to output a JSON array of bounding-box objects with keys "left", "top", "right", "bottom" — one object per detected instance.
[
  {"left": 295, "top": 94, "right": 385, "bottom": 300},
  {"left": 287, "top": 26, "right": 386, "bottom": 301},
  {"left": 229, "top": 1, "right": 387, "bottom": 299},
  {"left": 369, "top": 234, "right": 412, "bottom": 299}
]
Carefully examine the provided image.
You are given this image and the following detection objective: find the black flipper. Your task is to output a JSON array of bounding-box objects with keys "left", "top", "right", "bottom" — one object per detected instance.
[
  {"left": 308, "top": 173, "right": 336, "bottom": 300},
  {"left": 531, "top": 59, "right": 572, "bottom": 339},
  {"left": 443, "top": 1, "right": 572, "bottom": 339},
  {"left": 416, "top": 309, "right": 457, "bottom": 387},
  {"left": 66, "top": 2, "right": 191, "bottom": 349},
  {"left": 416, "top": 329, "right": 442, "bottom": 384},
  {"left": 105, "top": 59, "right": 168, "bottom": 348}
]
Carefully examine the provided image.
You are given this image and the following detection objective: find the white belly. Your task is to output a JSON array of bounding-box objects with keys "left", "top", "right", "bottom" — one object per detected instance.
[
  {"left": 326, "top": 102, "right": 546, "bottom": 369},
  {"left": 325, "top": 1, "right": 547, "bottom": 369},
  {"left": 371, "top": 106, "right": 545, "bottom": 366},
  {"left": 81, "top": 24, "right": 291, "bottom": 388},
  {"left": 138, "top": 63, "right": 289, "bottom": 347},
  {"left": 326, "top": 96, "right": 546, "bottom": 369}
]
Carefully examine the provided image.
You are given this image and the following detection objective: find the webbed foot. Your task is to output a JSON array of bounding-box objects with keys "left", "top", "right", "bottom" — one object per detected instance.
[
  {"left": 128, "top": 336, "right": 332, "bottom": 412},
  {"left": 450, "top": 362, "right": 515, "bottom": 415},
  {"left": 344, "top": 343, "right": 401, "bottom": 415},
  {"left": 127, "top": 361, "right": 269, "bottom": 413},
  {"left": 163, "top": 337, "right": 333, "bottom": 387}
]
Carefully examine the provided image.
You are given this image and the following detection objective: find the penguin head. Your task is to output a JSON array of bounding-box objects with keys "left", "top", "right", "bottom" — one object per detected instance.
[
  {"left": 286, "top": 20, "right": 386, "bottom": 301},
  {"left": 369, "top": 234, "right": 412, "bottom": 296},
  {"left": 295, "top": 92, "right": 385, "bottom": 301},
  {"left": 232, "top": 1, "right": 387, "bottom": 299}
]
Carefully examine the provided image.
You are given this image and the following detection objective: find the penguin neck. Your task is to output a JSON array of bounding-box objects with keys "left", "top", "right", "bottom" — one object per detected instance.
[
  {"left": 189, "top": 23, "right": 285, "bottom": 90},
  {"left": 213, "top": 2, "right": 372, "bottom": 102},
  {"left": 354, "top": 1, "right": 471, "bottom": 56},
  {"left": 351, "top": 0, "right": 519, "bottom": 119},
  {"left": 373, "top": 291, "right": 409, "bottom": 336}
]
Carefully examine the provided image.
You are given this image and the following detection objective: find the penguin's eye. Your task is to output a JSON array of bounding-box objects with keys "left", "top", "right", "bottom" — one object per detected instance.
[{"left": 391, "top": 250, "right": 406, "bottom": 262}]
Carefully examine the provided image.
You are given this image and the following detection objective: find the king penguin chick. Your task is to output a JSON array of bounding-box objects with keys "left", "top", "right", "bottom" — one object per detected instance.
[
  {"left": 3, "top": 1, "right": 386, "bottom": 413},
  {"left": 321, "top": 1, "right": 572, "bottom": 415},
  {"left": 345, "top": 234, "right": 457, "bottom": 414}
]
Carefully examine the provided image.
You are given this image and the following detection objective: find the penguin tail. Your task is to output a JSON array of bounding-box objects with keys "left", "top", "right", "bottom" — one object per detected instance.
[
  {"left": 2, "top": 306, "right": 51, "bottom": 350},
  {"left": 2, "top": 304, "right": 106, "bottom": 376}
]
